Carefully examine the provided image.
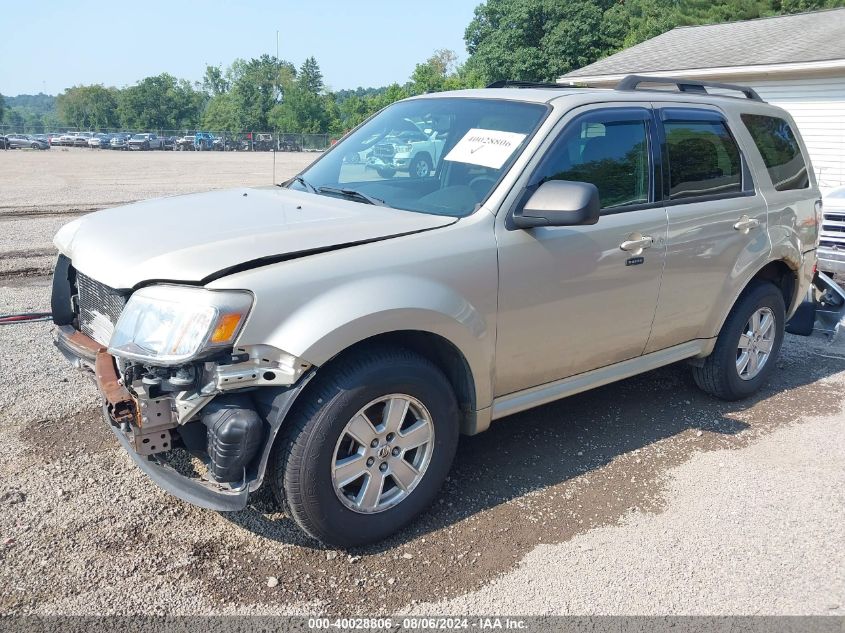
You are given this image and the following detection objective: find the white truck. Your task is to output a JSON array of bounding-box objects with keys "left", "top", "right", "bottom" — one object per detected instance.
[
  {"left": 128, "top": 133, "right": 164, "bottom": 151},
  {"left": 367, "top": 120, "right": 446, "bottom": 178}
]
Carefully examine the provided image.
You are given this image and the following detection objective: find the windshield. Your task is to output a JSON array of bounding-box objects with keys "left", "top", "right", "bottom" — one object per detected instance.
[{"left": 293, "top": 97, "right": 547, "bottom": 217}]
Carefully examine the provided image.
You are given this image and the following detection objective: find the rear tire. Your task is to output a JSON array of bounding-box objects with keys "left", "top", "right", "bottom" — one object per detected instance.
[
  {"left": 692, "top": 281, "right": 785, "bottom": 400},
  {"left": 268, "top": 347, "right": 459, "bottom": 547}
]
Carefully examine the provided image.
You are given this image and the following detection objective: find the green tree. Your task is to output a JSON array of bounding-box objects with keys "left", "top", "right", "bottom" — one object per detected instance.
[
  {"left": 3, "top": 108, "right": 25, "bottom": 131},
  {"left": 463, "top": 0, "right": 845, "bottom": 83},
  {"left": 464, "top": 0, "right": 554, "bottom": 82},
  {"left": 410, "top": 49, "right": 461, "bottom": 94},
  {"left": 202, "top": 64, "right": 230, "bottom": 96},
  {"left": 56, "top": 85, "right": 119, "bottom": 129},
  {"left": 0, "top": 93, "right": 5, "bottom": 124},
  {"left": 270, "top": 84, "right": 333, "bottom": 133},
  {"left": 337, "top": 94, "right": 371, "bottom": 131},
  {"left": 201, "top": 93, "right": 239, "bottom": 131},
  {"left": 224, "top": 55, "right": 296, "bottom": 131},
  {"left": 298, "top": 56, "right": 324, "bottom": 94},
  {"left": 117, "top": 73, "right": 204, "bottom": 130}
]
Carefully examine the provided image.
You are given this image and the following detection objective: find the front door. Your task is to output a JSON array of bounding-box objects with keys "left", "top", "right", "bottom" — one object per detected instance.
[{"left": 494, "top": 105, "right": 668, "bottom": 397}]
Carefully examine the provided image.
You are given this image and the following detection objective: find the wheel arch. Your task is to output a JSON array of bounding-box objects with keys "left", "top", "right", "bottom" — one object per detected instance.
[
  {"left": 412, "top": 150, "right": 433, "bottom": 165},
  {"left": 323, "top": 330, "right": 477, "bottom": 427},
  {"left": 707, "top": 258, "right": 799, "bottom": 345},
  {"left": 249, "top": 328, "right": 481, "bottom": 497}
]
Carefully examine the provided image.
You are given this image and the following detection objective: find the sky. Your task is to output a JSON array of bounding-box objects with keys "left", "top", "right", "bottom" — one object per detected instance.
[{"left": 0, "top": 0, "right": 480, "bottom": 96}]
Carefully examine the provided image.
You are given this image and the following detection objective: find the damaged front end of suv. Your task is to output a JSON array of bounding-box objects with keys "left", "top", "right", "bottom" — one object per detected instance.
[{"left": 52, "top": 254, "right": 312, "bottom": 510}]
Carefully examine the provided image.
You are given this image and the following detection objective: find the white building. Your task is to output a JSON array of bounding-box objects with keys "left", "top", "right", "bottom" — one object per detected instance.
[{"left": 559, "top": 8, "right": 845, "bottom": 190}]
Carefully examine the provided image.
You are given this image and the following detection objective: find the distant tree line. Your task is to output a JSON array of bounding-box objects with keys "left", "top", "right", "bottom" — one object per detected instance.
[{"left": 2, "top": 0, "right": 843, "bottom": 135}]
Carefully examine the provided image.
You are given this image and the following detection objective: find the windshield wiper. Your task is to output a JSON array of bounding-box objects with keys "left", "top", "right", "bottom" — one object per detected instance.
[
  {"left": 317, "top": 186, "right": 386, "bottom": 206},
  {"left": 287, "top": 175, "right": 317, "bottom": 193}
]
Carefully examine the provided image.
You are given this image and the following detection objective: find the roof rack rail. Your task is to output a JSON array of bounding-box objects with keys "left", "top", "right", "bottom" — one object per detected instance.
[
  {"left": 615, "top": 75, "right": 764, "bottom": 102},
  {"left": 486, "top": 80, "right": 571, "bottom": 89}
]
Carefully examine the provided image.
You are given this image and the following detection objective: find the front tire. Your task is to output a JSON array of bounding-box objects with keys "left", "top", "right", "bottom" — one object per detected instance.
[
  {"left": 410, "top": 154, "right": 433, "bottom": 178},
  {"left": 269, "top": 347, "right": 459, "bottom": 547},
  {"left": 692, "top": 281, "right": 785, "bottom": 400}
]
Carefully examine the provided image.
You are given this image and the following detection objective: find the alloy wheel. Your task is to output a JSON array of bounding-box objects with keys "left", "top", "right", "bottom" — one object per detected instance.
[
  {"left": 331, "top": 394, "right": 435, "bottom": 514},
  {"left": 736, "top": 307, "right": 775, "bottom": 380}
]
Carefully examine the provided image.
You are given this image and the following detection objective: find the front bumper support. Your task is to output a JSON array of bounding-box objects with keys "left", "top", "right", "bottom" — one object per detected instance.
[
  {"left": 105, "top": 405, "right": 251, "bottom": 511},
  {"left": 56, "top": 326, "right": 253, "bottom": 511}
]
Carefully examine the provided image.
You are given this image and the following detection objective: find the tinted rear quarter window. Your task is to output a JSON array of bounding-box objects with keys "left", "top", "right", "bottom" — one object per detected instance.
[
  {"left": 664, "top": 119, "right": 743, "bottom": 200},
  {"left": 740, "top": 114, "right": 809, "bottom": 191}
]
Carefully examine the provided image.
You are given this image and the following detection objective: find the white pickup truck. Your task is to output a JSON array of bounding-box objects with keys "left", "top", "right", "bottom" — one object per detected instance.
[
  {"left": 367, "top": 121, "right": 447, "bottom": 178},
  {"left": 128, "top": 133, "right": 164, "bottom": 151},
  {"left": 818, "top": 186, "right": 845, "bottom": 276}
]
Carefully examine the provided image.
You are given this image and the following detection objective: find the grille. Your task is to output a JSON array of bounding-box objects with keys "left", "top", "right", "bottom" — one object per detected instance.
[
  {"left": 76, "top": 271, "right": 129, "bottom": 345},
  {"left": 373, "top": 143, "right": 395, "bottom": 159},
  {"left": 820, "top": 209, "right": 845, "bottom": 249}
]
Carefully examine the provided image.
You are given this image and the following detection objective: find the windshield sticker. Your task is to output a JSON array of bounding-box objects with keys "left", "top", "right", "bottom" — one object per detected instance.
[{"left": 444, "top": 128, "right": 527, "bottom": 169}]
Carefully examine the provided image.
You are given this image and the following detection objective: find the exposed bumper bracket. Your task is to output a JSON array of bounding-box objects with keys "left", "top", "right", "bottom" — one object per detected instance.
[
  {"left": 94, "top": 350, "right": 139, "bottom": 427},
  {"left": 105, "top": 405, "right": 250, "bottom": 511}
]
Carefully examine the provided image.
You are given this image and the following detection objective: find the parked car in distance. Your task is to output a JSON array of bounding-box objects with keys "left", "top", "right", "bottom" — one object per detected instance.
[
  {"left": 110, "top": 133, "right": 131, "bottom": 150},
  {"left": 279, "top": 136, "right": 303, "bottom": 152},
  {"left": 51, "top": 76, "right": 820, "bottom": 547},
  {"left": 253, "top": 132, "right": 274, "bottom": 151},
  {"left": 163, "top": 136, "right": 177, "bottom": 151},
  {"left": 7, "top": 134, "right": 50, "bottom": 149},
  {"left": 88, "top": 133, "right": 112, "bottom": 149},
  {"left": 211, "top": 136, "right": 240, "bottom": 151},
  {"left": 176, "top": 134, "right": 195, "bottom": 151},
  {"left": 128, "top": 133, "right": 163, "bottom": 150},
  {"left": 194, "top": 132, "right": 215, "bottom": 151},
  {"left": 48, "top": 133, "right": 64, "bottom": 146},
  {"left": 72, "top": 132, "right": 92, "bottom": 147},
  {"left": 0, "top": 135, "right": 8, "bottom": 150},
  {"left": 59, "top": 133, "right": 76, "bottom": 146}
]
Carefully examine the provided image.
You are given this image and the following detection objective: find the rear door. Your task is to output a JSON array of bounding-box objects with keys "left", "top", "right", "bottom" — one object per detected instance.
[{"left": 644, "top": 104, "right": 770, "bottom": 353}]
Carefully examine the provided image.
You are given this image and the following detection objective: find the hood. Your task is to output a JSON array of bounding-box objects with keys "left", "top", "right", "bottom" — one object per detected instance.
[{"left": 54, "top": 187, "right": 456, "bottom": 289}]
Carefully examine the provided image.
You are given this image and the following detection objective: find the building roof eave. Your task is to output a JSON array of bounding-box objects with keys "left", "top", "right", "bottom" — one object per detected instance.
[{"left": 559, "top": 58, "right": 845, "bottom": 86}]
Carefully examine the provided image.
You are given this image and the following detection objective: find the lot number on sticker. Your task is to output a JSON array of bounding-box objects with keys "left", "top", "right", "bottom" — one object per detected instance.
[{"left": 444, "top": 128, "right": 527, "bottom": 169}]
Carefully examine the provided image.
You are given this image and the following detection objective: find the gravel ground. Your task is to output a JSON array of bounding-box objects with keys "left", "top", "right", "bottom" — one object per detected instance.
[
  {"left": 0, "top": 150, "right": 842, "bottom": 616},
  {"left": 0, "top": 147, "right": 315, "bottom": 213}
]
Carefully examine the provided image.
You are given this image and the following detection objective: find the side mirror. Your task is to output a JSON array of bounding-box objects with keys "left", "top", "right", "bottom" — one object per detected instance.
[{"left": 512, "top": 180, "right": 601, "bottom": 229}]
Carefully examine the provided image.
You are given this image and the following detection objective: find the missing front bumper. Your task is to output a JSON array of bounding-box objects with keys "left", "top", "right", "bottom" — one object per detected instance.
[
  {"left": 55, "top": 325, "right": 316, "bottom": 512},
  {"left": 104, "top": 404, "right": 251, "bottom": 511}
]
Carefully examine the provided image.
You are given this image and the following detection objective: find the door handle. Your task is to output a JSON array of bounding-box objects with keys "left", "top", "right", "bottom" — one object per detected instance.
[
  {"left": 733, "top": 215, "right": 760, "bottom": 232},
  {"left": 620, "top": 234, "right": 654, "bottom": 253}
]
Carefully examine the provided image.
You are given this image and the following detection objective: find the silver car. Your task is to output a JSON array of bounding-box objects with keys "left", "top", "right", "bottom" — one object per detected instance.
[
  {"left": 51, "top": 76, "right": 819, "bottom": 546},
  {"left": 7, "top": 134, "right": 50, "bottom": 149}
]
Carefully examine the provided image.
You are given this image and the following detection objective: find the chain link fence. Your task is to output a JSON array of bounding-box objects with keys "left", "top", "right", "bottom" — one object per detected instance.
[{"left": 0, "top": 125, "right": 332, "bottom": 152}]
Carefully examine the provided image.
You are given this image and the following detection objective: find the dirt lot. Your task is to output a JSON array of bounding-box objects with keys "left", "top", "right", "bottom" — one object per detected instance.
[{"left": 0, "top": 149, "right": 843, "bottom": 616}]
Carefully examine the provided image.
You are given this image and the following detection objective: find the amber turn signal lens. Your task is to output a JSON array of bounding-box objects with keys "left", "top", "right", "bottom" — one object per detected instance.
[{"left": 210, "top": 313, "right": 243, "bottom": 343}]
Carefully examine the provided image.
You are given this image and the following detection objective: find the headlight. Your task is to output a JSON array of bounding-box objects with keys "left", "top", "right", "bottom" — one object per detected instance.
[{"left": 108, "top": 285, "right": 253, "bottom": 365}]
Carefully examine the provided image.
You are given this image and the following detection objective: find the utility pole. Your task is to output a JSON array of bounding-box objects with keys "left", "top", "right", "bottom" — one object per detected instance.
[{"left": 276, "top": 30, "right": 279, "bottom": 60}]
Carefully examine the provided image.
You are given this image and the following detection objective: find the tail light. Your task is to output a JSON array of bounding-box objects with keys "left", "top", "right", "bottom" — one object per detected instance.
[{"left": 815, "top": 199, "right": 823, "bottom": 228}]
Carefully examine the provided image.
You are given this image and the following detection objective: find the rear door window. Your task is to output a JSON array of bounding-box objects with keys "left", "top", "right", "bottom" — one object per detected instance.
[
  {"left": 661, "top": 110, "right": 745, "bottom": 200},
  {"left": 740, "top": 114, "right": 809, "bottom": 191}
]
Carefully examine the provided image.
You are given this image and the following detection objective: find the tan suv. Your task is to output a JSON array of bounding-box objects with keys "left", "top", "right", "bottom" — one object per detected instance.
[{"left": 52, "top": 76, "right": 819, "bottom": 546}]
